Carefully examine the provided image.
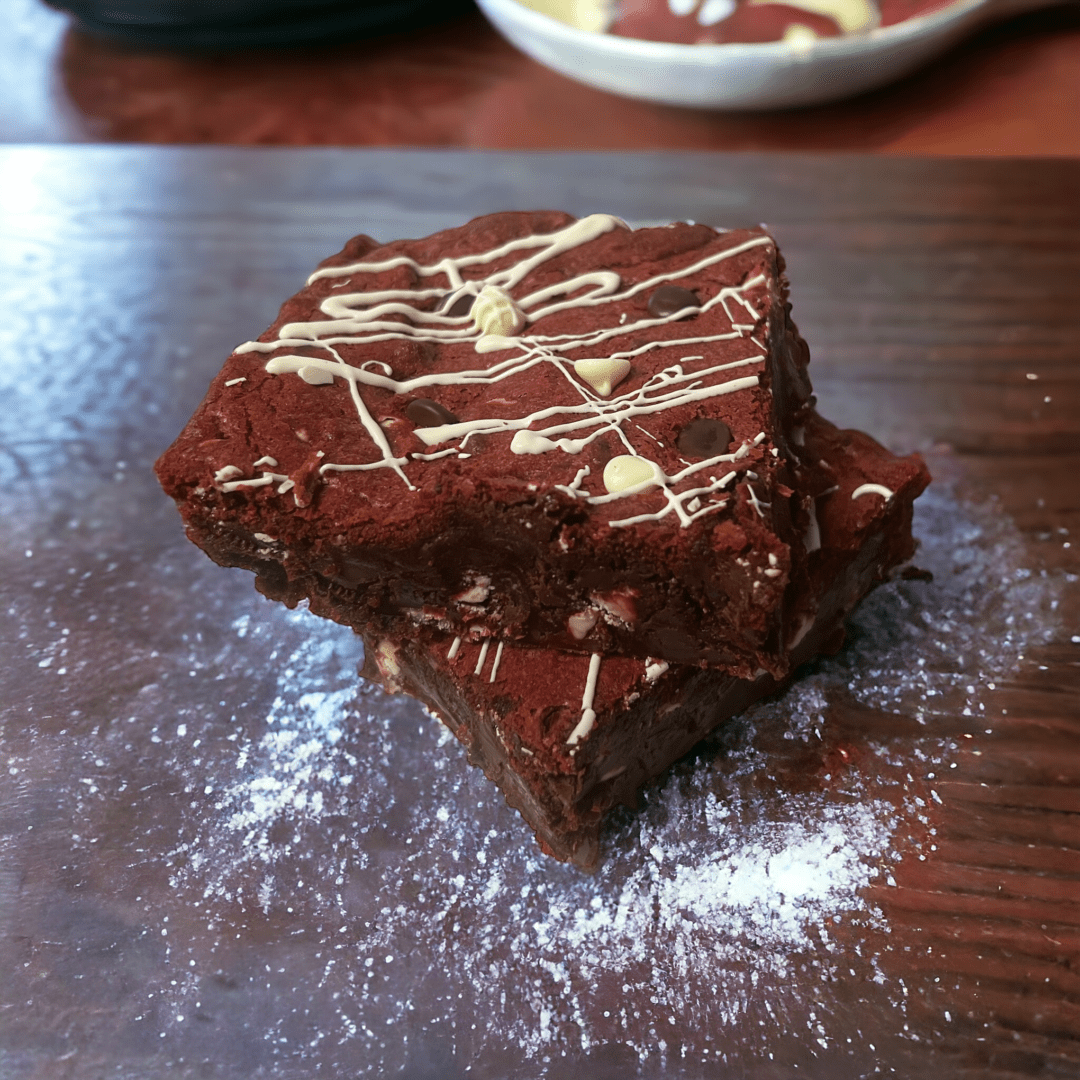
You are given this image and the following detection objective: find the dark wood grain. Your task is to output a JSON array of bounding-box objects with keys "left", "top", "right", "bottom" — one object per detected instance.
[
  {"left": 4, "top": 0, "right": 1080, "bottom": 153},
  {"left": 0, "top": 149, "right": 1077, "bottom": 1079}
]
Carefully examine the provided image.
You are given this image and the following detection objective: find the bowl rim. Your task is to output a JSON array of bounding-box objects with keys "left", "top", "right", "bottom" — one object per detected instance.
[{"left": 477, "top": 0, "right": 997, "bottom": 60}]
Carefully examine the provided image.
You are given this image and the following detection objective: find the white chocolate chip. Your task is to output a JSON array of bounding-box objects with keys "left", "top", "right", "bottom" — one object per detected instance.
[
  {"left": 454, "top": 575, "right": 492, "bottom": 604},
  {"left": 567, "top": 610, "right": 599, "bottom": 639},
  {"left": 698, "top": 0, "right": 736, "bottom": 24},
  {"left": 374, "top": 640, "right": 403, "bottom": 693},
  {"left": 602, "top": 455, "right": 664, "bottom": 495},
  {"left": 573, "top": 357, "right": 631, "bottom": 397},
  {"left": 472, "top": 286, "right": 524, "bottom": 341},
  {"left": 782, "top": 23, "right": 818, "bottom": 48},
  {"left": 645, "top": 658, "right": 669, "bottom": 682},
  {"left": 299, "top": 365, "right": 334, "bottom": 386},
  {"left": 592, "top": 590, "right": 637, "bottom": 625}
]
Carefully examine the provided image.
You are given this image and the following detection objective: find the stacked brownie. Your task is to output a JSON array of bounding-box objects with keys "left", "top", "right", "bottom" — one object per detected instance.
[{"left": 156, "top": 211, "right": 929, "bottom": 867}]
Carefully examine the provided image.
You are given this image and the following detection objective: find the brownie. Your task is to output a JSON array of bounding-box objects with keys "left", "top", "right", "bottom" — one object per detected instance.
[
  {"left": 359, "top": 412, "right": 918, "bottom": 868},
  {"left": 156, "top": 211, "right": 928, "bottom": 678}
]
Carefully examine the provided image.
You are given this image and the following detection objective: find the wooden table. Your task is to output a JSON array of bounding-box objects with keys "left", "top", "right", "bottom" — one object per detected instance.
[
  {"left": 0, "top": 149, "right": 1078, "bottom": 1078},
  {"left": 4, "top": 0, "right": 1080, "bottom": 153}
]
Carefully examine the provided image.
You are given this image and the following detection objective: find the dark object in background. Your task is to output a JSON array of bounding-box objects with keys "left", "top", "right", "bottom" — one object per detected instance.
[{"left": 45, "top": 0, "right": 476, "bottom": 49}]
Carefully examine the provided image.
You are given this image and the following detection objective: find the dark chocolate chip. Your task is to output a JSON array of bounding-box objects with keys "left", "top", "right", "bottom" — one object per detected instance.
[
  {"left": 407, "top": 398, "right": 460, "bottom": 428},
  {"left": 648, "top": 285, "right": 700, "bottom": 319},
  {"left": 444, "top": 293, "right": 474, "bottom": 317},
  {"left": 677, "top": 418, "right": 732, "bottom": 459}
]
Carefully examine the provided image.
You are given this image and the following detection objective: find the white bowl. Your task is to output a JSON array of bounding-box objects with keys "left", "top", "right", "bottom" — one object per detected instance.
[{"left": 475, "top": 0, "right": 1057, "bottom": 109}]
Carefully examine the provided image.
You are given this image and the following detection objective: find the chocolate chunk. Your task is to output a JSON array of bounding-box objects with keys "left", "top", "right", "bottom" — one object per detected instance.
[
  {"left": 648, "top": 285, "right": 700, "bottom": 319},
  {"left": 407, "top": 398, "right": 460, "bottom": 428},
  {"left": 677, "top": 418, "right": 732, "bottom": 459},
  {"left": 444, "top": 294, "right": 475, "bottom": 317}
]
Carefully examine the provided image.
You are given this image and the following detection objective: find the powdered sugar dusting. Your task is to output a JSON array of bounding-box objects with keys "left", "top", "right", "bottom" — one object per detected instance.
[{"left": 140, "top": 484, "right": 1060, "bottom": 1073}]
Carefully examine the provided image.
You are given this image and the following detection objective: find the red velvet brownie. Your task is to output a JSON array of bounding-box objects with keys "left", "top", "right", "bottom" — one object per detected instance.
[
  {"left": 156, "top": 211, "right": 927, "bottom": 679},
  {"left": 360, "top": 412, "right": 920, "bottom": 867}
]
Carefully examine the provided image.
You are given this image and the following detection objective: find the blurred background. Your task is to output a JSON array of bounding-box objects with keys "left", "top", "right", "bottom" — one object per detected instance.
[{"left": 3, "top": 0, "right": 1079, "bottom": 152}]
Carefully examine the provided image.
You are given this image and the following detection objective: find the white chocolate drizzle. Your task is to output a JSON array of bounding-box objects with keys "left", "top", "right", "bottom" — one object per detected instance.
[
  {"left": 746, "top": 483, "right": 771, "bottom": 518},
  {"left": 237, "top": 215, "right": 775, "bottom": 529},
  {"left": 553, "top": 465, "right": 591, "bottom": 499},
  {"left": 749, "top": 0, "right": 878, "bottom": 33},
  {"left": 299, "top": 365, "right": 334, "bottom": 386},
  {"left": 473, "top": 640, "right": 491, "bottom": 678},
  {"left": 488, "top": 641, "right": 505, "bottom": 684},
  {"left": 410, "top": 448, "right": 459, "bottom": 462},
  {"left": 447, "top": 636, "right": 462, "bottom": 660},
  {"left": 577, "top": 431, "right": 767, "bottom": 529},
  {"left": 566, "top": 652, "right": 603, "bottom": 746},
  {"left": 851, "top": 483, "right": 894, "bottom": 502},
  {"left": 219, "top": 469, "right": 295, "bottom": 498}
]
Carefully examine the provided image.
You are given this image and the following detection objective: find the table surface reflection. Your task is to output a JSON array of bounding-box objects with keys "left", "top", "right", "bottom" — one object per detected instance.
[{"left": 0, "top": 148, "right": 1078, "bottom": 1079}]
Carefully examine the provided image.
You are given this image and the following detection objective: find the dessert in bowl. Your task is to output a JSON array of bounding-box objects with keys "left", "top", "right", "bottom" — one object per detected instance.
[{"left": 477, "top": 0, "right": 1056, "bottom": 108}]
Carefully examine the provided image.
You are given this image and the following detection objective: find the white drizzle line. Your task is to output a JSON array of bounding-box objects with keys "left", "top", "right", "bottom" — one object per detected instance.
[
  {"left": 553, "top": 465, "right": 591, "bottom": 499},
  {"left": 320, "top": 457, "right": 410, "bottom": 479},
  {"left": 474, "top": 640, "right": 490, "bottom": 677},
  {"left": 567, "top": 653, "right": 603, "bottom": 746},
  {"left": 220, "top": 470, "right": 293, "bottom": 496},
  {"left": 252, "top": 455, "right": 278, "bottom": 468},
  {"left": 447, "top": 636, "right": 462, "bottom": 660},
  {"left": 488, "top": 641, "right": 505, "bottom": 684},
  {"left": 635, "top": 423, "right": 664, "bottom": 446},
  {"left": 224, "top": 377, "right": 246, "bottom": 387},
  {"left": 420, "top": 364, "right": 762, "bottom": 451},
  {"left": 411, "top": 448, "right": 459, "bottom": 461},
  {"left": 746, "top": 483, "right": 771, "bottom": 518},
  {"left": 852, "top": 483, "right": 894, "bottom": 502},
  {"left": 244, "top": 214, "right": 772, "bottom": 498},
  {"left": 584, "top": 431, "right": 767, "bottom": 529}
]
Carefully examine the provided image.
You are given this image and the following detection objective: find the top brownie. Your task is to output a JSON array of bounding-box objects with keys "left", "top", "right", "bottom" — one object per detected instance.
[{"left": 157, "top": 211, "right": 926, "bottom": 674}]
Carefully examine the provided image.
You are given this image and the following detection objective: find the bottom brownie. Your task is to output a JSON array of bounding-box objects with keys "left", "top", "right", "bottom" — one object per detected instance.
[{"left": 360, "top": 416, "right": 927, "bottom": 867}]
